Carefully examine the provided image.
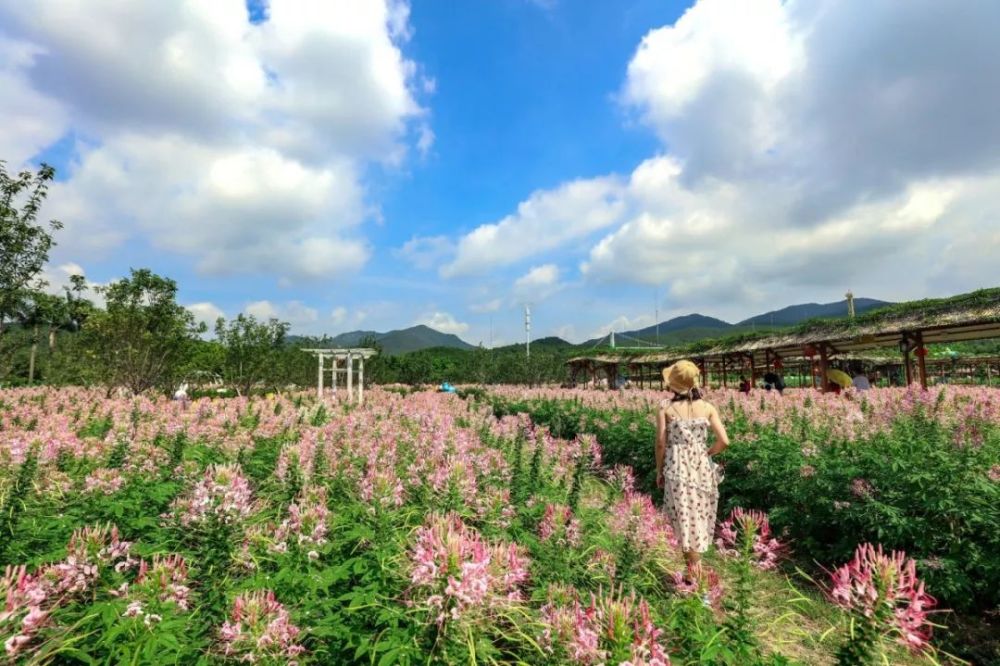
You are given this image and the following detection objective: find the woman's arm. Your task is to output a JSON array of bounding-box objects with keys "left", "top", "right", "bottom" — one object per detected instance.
[
  {"left": 655, "top": 404, "right": 667, "bottom": 488},
  {"left": 706, "top": 404, "right": 730, "bottom": 456}
]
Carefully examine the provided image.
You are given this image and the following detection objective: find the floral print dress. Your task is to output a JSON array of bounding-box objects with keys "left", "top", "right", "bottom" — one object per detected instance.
[{"left": 662, "top": 407, "right": 721, "bottom": 553}]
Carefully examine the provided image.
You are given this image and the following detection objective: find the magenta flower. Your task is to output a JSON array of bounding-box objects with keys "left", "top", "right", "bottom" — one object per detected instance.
[
  {"left": 715, "top": 508, "right": 784, "bottom": 570},
  {"left": 408, "top": 513, "right": 529, "bottom": 627},
  {"left": 132, "top": 554, "right": 191, "bottom": 611},
  {"left": 828, "top": 543, "right": 937, "bottom": 652},
  {"left": 850, "top": 478, "right": 875, "bottom": 499},
  {"left": 272, "top": 485, "right": 331, "bottom": 554},
  {"left": 609, "top": 491, "right": 677, "bottom": 554},
  {"left": 218, "top": 589, "right": 305, "bottom": 662},
  {"left": 669, "top": 563, "right": 724, "bottom": 608},
  {"left": 539, "top": 586, "right": 670, "bottom": 665},
  {"left": 169, "top": 463, "right": 256, "bottom": 528},
  {"left": 2, "top": 524, "right": 134, "bottom": 658},
  {"left": 538, "top": 503, "right": 581, "bottom": 547}
]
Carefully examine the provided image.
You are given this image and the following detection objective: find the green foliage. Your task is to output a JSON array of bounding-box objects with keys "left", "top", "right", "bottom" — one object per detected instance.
[
  {"left": 490, "top": 392, "right": 1000, "bottom": 619},
  {"left": 215, "top": 314, "right": 291, "bottom": 396},
  {"left": 80, "top": 269, "right": 205, "bottom": 394},
  {"left": 0, "top": 161, "right": 62, "bottom": 322}
]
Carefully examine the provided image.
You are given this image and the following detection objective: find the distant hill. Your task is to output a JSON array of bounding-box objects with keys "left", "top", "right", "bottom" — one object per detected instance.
[
  {"left": 588, "top": 298, "right": 889, "bottom": 348},
  {"left": 325, "top": 325, "right": 475, "bottom": 355},
  {"left": 493, "top": 336, "right": 573, "bottom": 352},
  {"left": 738, "top": 298, "right": 891, "bottom": 327}
]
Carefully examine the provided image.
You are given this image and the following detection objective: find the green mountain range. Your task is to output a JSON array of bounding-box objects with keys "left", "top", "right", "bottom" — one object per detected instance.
[{"left": 313, "top": 297, "right": 891, "bottom": 355}]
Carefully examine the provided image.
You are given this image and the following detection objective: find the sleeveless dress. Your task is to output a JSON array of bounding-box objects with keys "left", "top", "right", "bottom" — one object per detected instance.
[{"left": 662, "top": 405, "right": 721, "bottom": 553}]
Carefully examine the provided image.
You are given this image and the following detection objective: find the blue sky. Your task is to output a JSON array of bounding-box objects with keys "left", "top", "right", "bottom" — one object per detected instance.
[{"left": 2, "top": 0, "right": 999, "bottom": 345}]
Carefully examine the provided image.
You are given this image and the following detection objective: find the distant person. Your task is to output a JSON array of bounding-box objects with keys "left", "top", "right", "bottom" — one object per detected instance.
[
  {"left": 738, "top": 376, "right": 751, "bottom": 394},
  {"left": 173, "top": 382, "right": 189, "bottom": 406},
  {"left": 852, "top": 371, "right": 871, "bottom": 391},
  {"left": 763, "top": 371, "right": 785, "bottom": 395},
  {"left": 655, "top": 361, "right": 729, "bottom": 570}
]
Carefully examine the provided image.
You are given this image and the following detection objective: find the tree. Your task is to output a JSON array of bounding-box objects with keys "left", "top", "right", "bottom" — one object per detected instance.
[
  {"left": 0, "top": 162, "right": 62, "bottom": 330},
  {"left": 82, "top": 269, "right": 204, "bottom": 395},
  {"left": 63, "top": 274, "right": 94, "bottom": 333},
  {"left": 13, "top": 289, "right": 67, "bottom": 384},
  {"left": 215, "top": 314, "right": 290, "bottom": 396}
]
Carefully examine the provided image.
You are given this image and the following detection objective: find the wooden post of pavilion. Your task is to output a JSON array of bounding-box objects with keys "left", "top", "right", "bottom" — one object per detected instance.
[
  {"left": 721, "top": 355, "right": 728, "bottom": 388},
  {"left": 915, "top": 331, "right": 928, "bottom": 390},
  {"left": 818, "top": 343, "right": 830, "bottom": 392},
  {"left": 748, "top": 353, "right": 757, "bottom": 388},
  {"left": 901, "top": 335, "right": 913, "bottom": 386},
  {"left": 699, "top": 357, "right": 708, "bottom": 388}
]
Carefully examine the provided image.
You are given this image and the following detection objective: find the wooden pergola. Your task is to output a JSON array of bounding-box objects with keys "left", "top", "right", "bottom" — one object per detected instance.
[
  {"left": 566, "top": 288, "right": 1000, "bottom": 392},
  {"left": 303, "top": 348, "right": 378, "bottom": 403}
]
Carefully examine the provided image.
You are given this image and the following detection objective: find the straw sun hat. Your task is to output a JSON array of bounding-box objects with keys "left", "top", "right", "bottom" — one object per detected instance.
[{"left": 662, "top": 360, "right": 700, "bottom": 394}]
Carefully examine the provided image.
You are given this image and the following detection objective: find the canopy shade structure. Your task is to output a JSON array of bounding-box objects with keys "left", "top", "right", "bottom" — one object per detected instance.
[
  {"left": 303, "top": 348, "right": 378, "bottom": 404},
  {"left": 566, "top": 287, "right": 1000, "bottom": 391}
]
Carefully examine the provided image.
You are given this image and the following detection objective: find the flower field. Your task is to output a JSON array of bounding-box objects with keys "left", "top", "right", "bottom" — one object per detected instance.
[
  {"left": 485, "top": 385, "right": 1000, "bottom": 663},
  {"left": 0, "top": 386, "right": 988, "bottom": 664}
]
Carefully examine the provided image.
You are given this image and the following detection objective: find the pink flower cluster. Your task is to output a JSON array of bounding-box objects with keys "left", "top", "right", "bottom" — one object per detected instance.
[
  {"left": 538, "top": 503, "right": 581, "bottom": 548},
  {"left": 850, "top": 477, "right": 875, "bottom": 499},
  {"left": 170, "top": 463, "right": 256, "bottom": 528},
  {"left": 607, "top": 464, "right": 637, "bottom": 494},
  {"left": 715, "top": 508, "right": 783, "bottom": 570},
  {"left": 609, "top": 491, "right": 677, "bottom": 554},
  {"left": 2, "top": 524, "right": 134, "bottom": 658},
  {"left": 272, "top": 485, "right": 330, "bottom": 555},
  {"left": 83, "top": 467, "right": 125, "bottom": 495},
  {"left": 133, "top": 554, "right": 191, "bottom": 612},
  {"left": 408, "top": 513, "right": 529, "bottom": 626},
  {"left": 218, "top": 589, "right": 305, "bottom": 663},
  {"left": 829, "top": 543, "right": 936, "bottom": 651},
  {"left": 540, "top": 586, "right": 670, "bottom": 666},
  {"left": 669, "top": 563, "right": 724, "bottom": 609}
]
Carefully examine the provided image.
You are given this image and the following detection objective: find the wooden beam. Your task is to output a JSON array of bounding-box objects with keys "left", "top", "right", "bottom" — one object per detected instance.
[{"left": 721, "top": 355, "right": 728, "bottom": 388}]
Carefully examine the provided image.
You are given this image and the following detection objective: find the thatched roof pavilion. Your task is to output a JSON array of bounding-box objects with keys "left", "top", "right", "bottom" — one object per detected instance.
[{"left": 566, "top": 287, "right": 1000, "bottom": 391}]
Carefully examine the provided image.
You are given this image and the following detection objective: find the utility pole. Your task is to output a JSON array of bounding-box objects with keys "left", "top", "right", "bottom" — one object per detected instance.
[
  {"left": 611, "top": 330, "right": 616, "bottom": 349},
  {"left": 846, "top": 290, "right": 856, "bottom": 318},
  {"left": 655, "top": 287, "right": 660, "bottom": 346},
  {"left": 524, "top": 305, "right": 531, "bottom": 358},
  {"left": 489, "top": 315, "right": 494, "bottom": 350}
]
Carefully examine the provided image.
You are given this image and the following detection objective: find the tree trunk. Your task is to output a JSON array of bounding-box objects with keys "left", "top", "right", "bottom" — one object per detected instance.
[
  {"left": 29, "top": 324, "right": 39, "bottom": 384},
  {"left": 48, "top": 327, "right": 57, "bottom": 351}
]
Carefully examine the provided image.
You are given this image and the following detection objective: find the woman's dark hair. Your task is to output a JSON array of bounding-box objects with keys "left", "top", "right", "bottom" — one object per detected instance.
[{"left": 671, "top": 388, "right": 702, "bottom": 402}]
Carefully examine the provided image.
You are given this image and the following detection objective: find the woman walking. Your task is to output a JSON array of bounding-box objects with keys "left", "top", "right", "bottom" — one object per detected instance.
[{"left": 655, "top": 360, "right": 729, "bottom": 568}]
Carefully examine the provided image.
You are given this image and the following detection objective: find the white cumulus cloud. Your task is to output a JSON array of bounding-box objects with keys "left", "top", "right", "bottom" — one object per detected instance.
[
  {"left": 415, "top": 311, "right": 469, "bottom": 335},
  {"left": 0, "top": 0, "right": 424, "bottom": 282},
  {"left": 441, "top": 177, "right": 626, "bottom": 277}
]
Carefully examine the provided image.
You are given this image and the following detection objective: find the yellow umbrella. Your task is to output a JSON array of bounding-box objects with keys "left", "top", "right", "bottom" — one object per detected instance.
[{"left": 827, "top": 369, "right": 853, "bottom": 388}]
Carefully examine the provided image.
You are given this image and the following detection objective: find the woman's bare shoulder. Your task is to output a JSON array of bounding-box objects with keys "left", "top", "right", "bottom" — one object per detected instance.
[{"left": 696, "top": 399, "right": 718, "bottom": 416}]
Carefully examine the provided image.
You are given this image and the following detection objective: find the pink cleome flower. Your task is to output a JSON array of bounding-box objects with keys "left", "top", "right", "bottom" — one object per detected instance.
[
  {"left": 538, "top": 503, "right": 581, "bottom": 548},
  {"left": 408, "top": 513, "right": 529, "bottom": 626},
  {"left": 2, "top": 524, "right": 134, "bottom": 658},
  {"left": 540, "top": 586, "right": 670, "bottom": 666},
  {"left": 218, "top": 589, "right": 306, "bottom": 662},
  {"left": 169, "top": 463, "right": 256, "bottom": 528},
  {"left": 609, "top": 491, "right": 677, "bottom": 554},
  {"left": 715, "top": 508, "right": 784, "bottom": 570},
  {"left": 669, "top": 563, "right": 724, "bottom": 609},
  {"left": 828, "top": 543, "right": 937, "bottom": 652}
]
